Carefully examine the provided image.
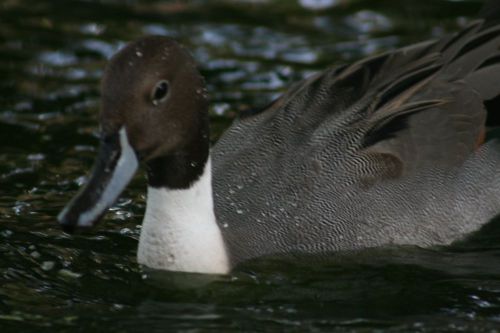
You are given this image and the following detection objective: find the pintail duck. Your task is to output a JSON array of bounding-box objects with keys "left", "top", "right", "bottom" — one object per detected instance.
[{"left": 59, "top": 1, "right": 500, "bottom": 274}]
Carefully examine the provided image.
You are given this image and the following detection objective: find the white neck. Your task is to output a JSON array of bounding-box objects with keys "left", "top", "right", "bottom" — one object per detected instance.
[{"left": 137, "top": 158, "right": 230, "bottom": 274}]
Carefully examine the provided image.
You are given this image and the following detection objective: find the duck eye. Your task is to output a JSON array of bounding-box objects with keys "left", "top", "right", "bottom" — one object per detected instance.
[{"left": 151, "top": 80, "right": 169, "bottom": 105}]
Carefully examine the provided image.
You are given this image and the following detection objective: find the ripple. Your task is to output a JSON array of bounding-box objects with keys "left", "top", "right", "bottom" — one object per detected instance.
[
  {"left": 27, "top": 154, "right": 45, "bottom": 162},
  {"left": 80, "top": 39, "right": 125, "bottom": 59},
  {"left": 79, "top": 23, "right": 106, "bottom": 35},
  {"left": 39, "top": 51, "right": 78, "bottom": 67},
  {"left": 345, "top": 10, "right": 393, "bottom": 34},
  {"left": 142, "top": 24, "right": 177, "bottom": 36},
  {"left": 299, "top": 0, "right": 339, "bottom": 10}
]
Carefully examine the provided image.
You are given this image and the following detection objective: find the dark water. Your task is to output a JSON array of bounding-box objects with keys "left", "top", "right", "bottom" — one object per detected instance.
[{"left": 2, "top": 0, "right": 500, "bottom": 331}]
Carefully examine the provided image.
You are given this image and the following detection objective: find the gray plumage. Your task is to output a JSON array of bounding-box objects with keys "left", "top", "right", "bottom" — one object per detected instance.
[{"left": 213, "top": 17, "right": 500, "bottom": 264}]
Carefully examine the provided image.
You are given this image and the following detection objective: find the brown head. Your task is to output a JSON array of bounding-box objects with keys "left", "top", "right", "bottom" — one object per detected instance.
[{"left": 58, "top": 36, "right": 210, "bottom": 230}]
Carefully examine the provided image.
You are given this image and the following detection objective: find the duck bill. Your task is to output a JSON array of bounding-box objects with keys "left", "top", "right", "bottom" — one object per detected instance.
[{"left": 58, "top": 127, "right": 138, "bottom": 232}]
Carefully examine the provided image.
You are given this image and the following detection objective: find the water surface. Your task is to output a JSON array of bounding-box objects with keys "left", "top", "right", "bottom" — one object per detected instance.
[{"left": 2, "top": 0, "right": 500, "bottom": 331}]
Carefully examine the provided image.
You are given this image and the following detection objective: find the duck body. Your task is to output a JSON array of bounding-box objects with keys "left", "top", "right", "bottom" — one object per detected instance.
[
  {"left": 211, "top": 22, "right": 500, "bottom": 263},
  {"left": 60, "top": 2, "right": 500, "bottom": 274}
]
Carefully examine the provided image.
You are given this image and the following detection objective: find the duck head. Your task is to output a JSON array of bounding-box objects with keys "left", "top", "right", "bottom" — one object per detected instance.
[{"left": 58, "top": 36, "right": 210, "bottom": 231}]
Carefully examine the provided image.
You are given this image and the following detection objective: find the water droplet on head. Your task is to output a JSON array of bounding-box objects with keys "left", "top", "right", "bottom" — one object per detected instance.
[
  {"left": 236, "top": 209, "right": 243, "bottom": 215},
  {"left": 136, "top": 51, "right": 143, "bottom": 57},
  {"left": 222, "top": 222, "right": 229, "bottom": 228}
]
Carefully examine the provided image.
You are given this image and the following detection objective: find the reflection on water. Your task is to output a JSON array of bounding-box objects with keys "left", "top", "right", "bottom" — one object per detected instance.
[{"left": 2, "top": 0, "right": 500, "bottom": 331}]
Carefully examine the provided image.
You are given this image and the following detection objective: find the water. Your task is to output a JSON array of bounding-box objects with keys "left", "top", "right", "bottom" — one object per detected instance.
[{"left": 2, "top": 0, "right": 500, "bottom": 331}]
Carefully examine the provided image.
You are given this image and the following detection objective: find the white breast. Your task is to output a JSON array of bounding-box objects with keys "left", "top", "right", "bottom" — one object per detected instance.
[{"left": 137, "top": 158, "right": 230, "bottom": 274}]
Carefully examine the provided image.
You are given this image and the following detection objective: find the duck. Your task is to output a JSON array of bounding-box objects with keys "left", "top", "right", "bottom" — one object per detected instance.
[{"left": 59, "top": 1, "right": 500, "bottom": 275}]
